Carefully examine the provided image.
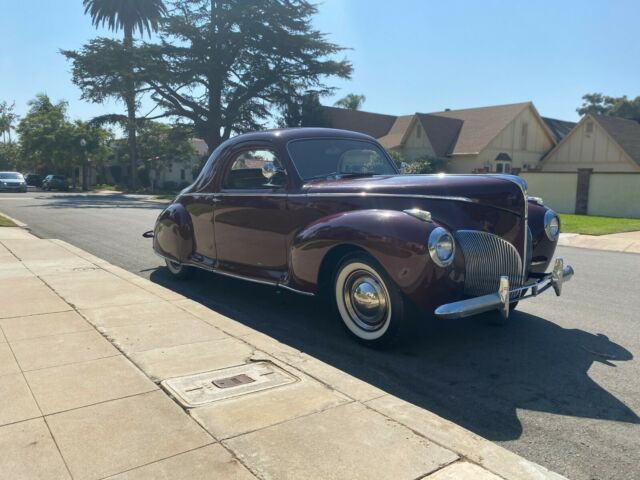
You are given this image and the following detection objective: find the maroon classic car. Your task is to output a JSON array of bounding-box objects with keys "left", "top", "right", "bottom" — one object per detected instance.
[{"left": 149, "top": 128, "right": 573, "bottom": 346}]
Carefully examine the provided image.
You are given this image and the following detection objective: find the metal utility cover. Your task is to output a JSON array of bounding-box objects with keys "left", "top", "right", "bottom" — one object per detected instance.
[{"left": 161, "top": 361, "right": 298, "bottom": 408}]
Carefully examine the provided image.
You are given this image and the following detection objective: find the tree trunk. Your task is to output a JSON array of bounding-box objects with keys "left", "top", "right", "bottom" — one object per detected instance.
[{"left": 124, "top": 28, "right": 137, "bottom": 191}]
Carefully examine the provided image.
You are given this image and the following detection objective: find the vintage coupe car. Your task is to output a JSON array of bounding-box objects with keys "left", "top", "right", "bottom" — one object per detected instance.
[{"left": 148, "top": 128, "right": 573, "bottom": 346}]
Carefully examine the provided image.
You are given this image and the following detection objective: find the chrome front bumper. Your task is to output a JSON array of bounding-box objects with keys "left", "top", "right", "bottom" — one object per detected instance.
[{"left": 434, "top": 258, "right": 574, "bottom": 320}]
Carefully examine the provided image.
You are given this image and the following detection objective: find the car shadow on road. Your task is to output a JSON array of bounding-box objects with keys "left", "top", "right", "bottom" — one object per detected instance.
[
  {"left": 24, "top": 194, "right": 165, "bottom": 210},
  {"left": 149, "top": 266, "right": 639, "bottom": 442}
]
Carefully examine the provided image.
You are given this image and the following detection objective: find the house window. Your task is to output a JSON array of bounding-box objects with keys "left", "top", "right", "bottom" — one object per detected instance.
[
  {"left": 585, "top": 121, "right": 594, "bottom": 137},
  {"left": 495, "top": 162, "right": 511, "bottom": 173},
  {"left": 520, "top": 123, "right": 528, "bottom": 150},
  {"left": 180, "top": 169, "right": 185, "bottom": 180}
]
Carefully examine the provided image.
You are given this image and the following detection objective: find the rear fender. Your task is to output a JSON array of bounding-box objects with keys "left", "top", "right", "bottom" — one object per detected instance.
[
  {"left": 153, "top": 203, "right": 194, "bottom": 263},
  {"left": 289, "top": 209, "right": 446, "bottom": 297}
]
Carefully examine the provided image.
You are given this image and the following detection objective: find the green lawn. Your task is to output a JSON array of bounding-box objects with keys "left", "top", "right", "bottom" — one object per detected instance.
[
  {"left": 560, "top": 214, "right": 640, "bottom": 236},
  {"left": 0, "top": 214, "right": 16, "bottom": 227}
]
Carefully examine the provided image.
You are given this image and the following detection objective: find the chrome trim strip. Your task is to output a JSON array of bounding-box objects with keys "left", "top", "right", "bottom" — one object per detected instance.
[
  {"left": 278, "top": 284, "right": 316, "bottom": 296},
  {"left": 154, "top": 250, "right": 279, "bottom": 286},
  {"left": 179, "top": 192, "right": 475, "bottom": 203},
  {"left": 304, "top": 192, "right": 475, "bottom": 203}
]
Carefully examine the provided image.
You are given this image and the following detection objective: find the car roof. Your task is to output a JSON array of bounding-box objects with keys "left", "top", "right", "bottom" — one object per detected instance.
[
  {"left": 0, "top": 171, "right": 21, "bottom": 174},
  {"left": 223, "top": 127, "right": 379, "bottom": 147}
]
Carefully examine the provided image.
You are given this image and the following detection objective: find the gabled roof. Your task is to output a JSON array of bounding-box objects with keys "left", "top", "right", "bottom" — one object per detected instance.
[
  {"left": 321, "top": 106, "right": 397, "bottom": 139},
  {"left": 416, "top": 114, "right": 463, "bottom": 158},
  {"left": 542, "top": 117, "right": 577, "bottom": 142},
  {"left": 378, "top": 115, "right": 414, "bottom": 149},
  {"left": 319, "top": 102, "right": 564, "bottom": 158},
  {"left": 428, "top": 102, "right": 530, "bottom": 155},
  {"left": 591, "top": 114, "right": 640, "bottom": 166}
]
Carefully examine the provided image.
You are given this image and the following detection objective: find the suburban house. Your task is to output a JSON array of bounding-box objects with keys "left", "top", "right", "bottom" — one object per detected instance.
[
  {"left": 541, "top": 113, "right": 640, "bottom": 172},
  {"left": 321, "top": 102, "right": 575, "bottom": 174}
]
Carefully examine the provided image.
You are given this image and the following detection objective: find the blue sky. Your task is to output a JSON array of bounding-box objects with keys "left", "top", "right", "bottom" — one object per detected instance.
[{"left": 2, "top": 0, "right": 638, "bottom": 125}]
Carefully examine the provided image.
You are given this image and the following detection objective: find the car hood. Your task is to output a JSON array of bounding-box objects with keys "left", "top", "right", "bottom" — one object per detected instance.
[{"left": 304, "top": 174, "right": 527, "bottom": 215}]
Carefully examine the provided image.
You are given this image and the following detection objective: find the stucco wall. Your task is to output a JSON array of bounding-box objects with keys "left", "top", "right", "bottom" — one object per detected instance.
[
  {"left": 521, "top": 172, "right": 577, "bottom": 214},
  {"left": 588, "top": 174, "right": 640, "bottom": 217},
  {"left": 542, "top": 117, "right": 640, "bottom": 172},
  {"left": 401, "top": 121, "right": 436, "bottom": 161},
  {"left": 522, "top": 172, "right": 640, "bottom": 218}
]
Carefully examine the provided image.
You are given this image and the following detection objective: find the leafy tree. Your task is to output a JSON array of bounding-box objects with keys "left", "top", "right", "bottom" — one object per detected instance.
[
  {"left": 16, "top": 94, "right": 74, "bottom": 173},
  {"left": 136, "top": 121, "right": 195, "bottom": 186},
  {"left": 16, "top": 94, "right": 110, "bottom": 183},
  {"left": 141, "top": 0, "right": 352, "bottom": 153},
  {"left": 279, "top": 92, "right": 329, "bottom": 128},
  {"left": 0, "top": 142, "right": 21, "bottom": 171},
  {"left": 0, "top": 101, "right": 19, "bottom": 143},
  {"left": 72, "top": 0, "right": 167, "bottom": 189},
  {"left": 334, "top": 93, "right": 366, "bottom": 110},
  {"left": 577, "top": 93, "right": 640, "bottom": 122}
]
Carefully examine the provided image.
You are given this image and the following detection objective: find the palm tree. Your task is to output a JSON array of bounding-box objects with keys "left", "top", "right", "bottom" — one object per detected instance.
[
  {"left": 334, "top": 94, "right": 366, "bottom": 111},
  {"left": 83, "top": 0, "right": 167, "bottom": 190}
]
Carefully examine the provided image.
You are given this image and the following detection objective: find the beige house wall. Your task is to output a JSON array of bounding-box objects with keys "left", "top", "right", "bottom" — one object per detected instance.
[
  {"left": 521, "top": 172, "right": 578, "bottom": 214},
  {"left": 521, "top": 172, "right": 640, "bottom": 218},
  {"left": 448, "top": 106, "right": 555, "bottom": 173},
  {"left": 400, "top": 121, "right": 436, "bottom": 161},
  {"left": 541, "top": 117, "right": 640, "bottom": 172},
  {"left": 588, "top": 174, "right": 640, "bottom": 217}
]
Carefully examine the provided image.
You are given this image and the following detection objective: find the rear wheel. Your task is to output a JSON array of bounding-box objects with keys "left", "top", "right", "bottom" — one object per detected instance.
[
  {"left": 165, "top": 259, "right": 191, "bottom": 280},
  {"left": 332, "top": 253, "right": 409, "bottom": 348}
]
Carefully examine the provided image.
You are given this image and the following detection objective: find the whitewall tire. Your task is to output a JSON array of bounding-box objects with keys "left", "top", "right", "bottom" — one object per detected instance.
[
  {"left": 333, "top": 253, "right": 407, "bottom": 347},
  {"left": 165, "top": 258, "right": 191, "bottom": 280}
]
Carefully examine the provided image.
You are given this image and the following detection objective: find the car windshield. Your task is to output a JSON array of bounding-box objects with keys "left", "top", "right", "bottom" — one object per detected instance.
[
  {"left": 287, "top": 139, "right": 397, "bottom": 181},
  {"left": 0, "top": 172, "right": 23, "bottom": 180}
]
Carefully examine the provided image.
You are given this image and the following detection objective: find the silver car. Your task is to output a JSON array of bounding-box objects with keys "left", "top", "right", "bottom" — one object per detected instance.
[{"left": 0, "top": 172, "right": 28, "bottom": 193}]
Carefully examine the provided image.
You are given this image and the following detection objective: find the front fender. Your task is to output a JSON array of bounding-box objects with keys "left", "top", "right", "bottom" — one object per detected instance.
[
  {"left": 289, "top": 209, "right": 464, "bottom": 308},
  {"left": 153, "top": 203, "right": 194, "bottom": 263},
  {"left": 528, "top": 202, "right": 559, "bottom": 274}
]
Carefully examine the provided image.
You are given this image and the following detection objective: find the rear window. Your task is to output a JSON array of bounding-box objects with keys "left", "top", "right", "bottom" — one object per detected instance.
[{"left": 53, "top": 176, "right": 66, "bottom": 180}]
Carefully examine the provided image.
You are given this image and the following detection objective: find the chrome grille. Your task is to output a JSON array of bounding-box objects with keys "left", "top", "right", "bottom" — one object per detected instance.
[{"left": 456, "top": 230, "right": 524, "bottom": 298}]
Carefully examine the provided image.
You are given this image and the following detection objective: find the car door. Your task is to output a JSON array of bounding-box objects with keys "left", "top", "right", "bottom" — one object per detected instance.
[{"left": 213, "top": 146, "right": 290, "bottom": 283}]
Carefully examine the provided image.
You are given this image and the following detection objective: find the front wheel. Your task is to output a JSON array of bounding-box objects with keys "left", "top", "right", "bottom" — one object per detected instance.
[
  {"left": 165, "top": 258, "right": 191, "bottom": 280},
  {"left": 332, "top": 253, "right": 409, "bottom": 348}
]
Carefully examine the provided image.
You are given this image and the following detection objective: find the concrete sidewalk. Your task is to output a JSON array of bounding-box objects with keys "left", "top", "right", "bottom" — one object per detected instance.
[
  {"left": 0, "top": 226, "right": 565, "bottom": 480},
  {"left": 559, "top": 231, "right": 640, "bottom": 253}
]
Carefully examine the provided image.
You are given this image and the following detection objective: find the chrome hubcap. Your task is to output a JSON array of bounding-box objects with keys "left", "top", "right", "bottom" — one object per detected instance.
[{"left": 343, "top": 270, "right": 389, "bottom": 331}]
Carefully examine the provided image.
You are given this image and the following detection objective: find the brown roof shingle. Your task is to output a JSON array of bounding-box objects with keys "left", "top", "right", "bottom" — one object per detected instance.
[
  {"left": 592, "top": 114, "right": 640, "bottom": 166},
  {"left": 429, "top": 102, "right": 530, "bottom": 155},
  {"left": 542, "top": 117, "right": 577, "bottom": 142},
  {"left": 321, "top": 106, "right": 397, "bottom": 139},
  {"left": 416, "top": 114, "right": 463, "bottom": 157}
]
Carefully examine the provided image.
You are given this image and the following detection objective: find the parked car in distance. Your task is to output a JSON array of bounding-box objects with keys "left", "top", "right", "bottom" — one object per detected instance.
[
  {"left": 149, "top": 128, "right": 574, "bottom": 347},
  {"left": 24, "top": 173, "right": 42, "bottom": 188},
  {"left": 0, "top": 172, "right": 28, "bottom": 192},
  {"left": 42, "top": 175, "right": 69, "bottom": 191}
]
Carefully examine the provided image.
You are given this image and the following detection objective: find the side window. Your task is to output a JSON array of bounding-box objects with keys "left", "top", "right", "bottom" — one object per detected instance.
[{"left": 224, "top": 149, "right": 287, "bottom": 189}]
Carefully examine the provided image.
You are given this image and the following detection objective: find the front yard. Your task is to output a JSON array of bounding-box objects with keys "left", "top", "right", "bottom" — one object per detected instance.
[
  {"left": 0, "top": 214, "right": 16, "bottom": 227},
  {"left": 560, "top": 214, "right": 640, "bottom": 236}
]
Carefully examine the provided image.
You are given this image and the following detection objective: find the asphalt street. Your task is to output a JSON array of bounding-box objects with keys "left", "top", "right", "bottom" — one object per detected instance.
[{"left": 1, "top": 190, "right": 639, "bottom": 480}]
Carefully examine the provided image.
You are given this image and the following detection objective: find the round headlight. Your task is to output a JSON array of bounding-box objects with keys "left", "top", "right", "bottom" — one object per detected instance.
[
  {"left": 428, "top": 227, "right": 455, "bottom": 267},
  {"left": 544, "top": 209, "right": 560, "bottom": 241}
]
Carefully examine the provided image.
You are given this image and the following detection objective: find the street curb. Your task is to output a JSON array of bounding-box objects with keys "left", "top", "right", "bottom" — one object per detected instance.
[
  {"left": 0, "top": 209, "right": 27, "bottom": 228},
  {"left": 16, "top": 232, "right": 566, "bottom": 480}
]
